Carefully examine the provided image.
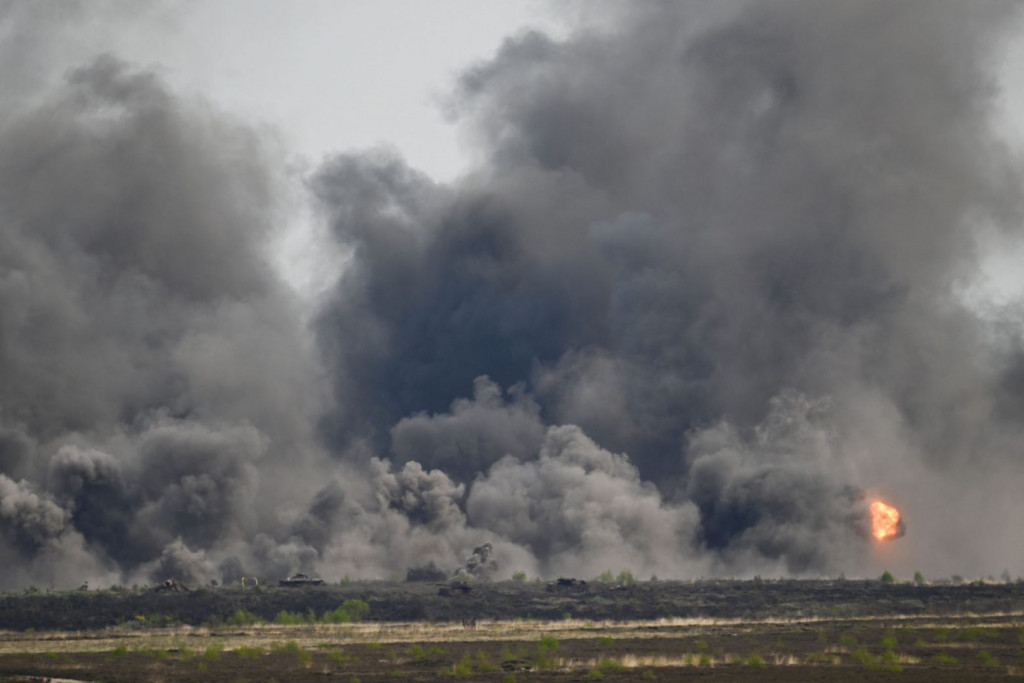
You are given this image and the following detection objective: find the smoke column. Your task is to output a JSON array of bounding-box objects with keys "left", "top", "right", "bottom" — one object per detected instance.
[{"left": 1, "top": 1, "right": 1023, "bottom": 589}]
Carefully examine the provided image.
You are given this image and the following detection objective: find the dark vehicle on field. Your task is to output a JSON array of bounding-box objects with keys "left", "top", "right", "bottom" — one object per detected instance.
[
  {"left": 278, "top": 573, "right": 326, "bottom": 587},
  {"left": 438, "top": 580, "right": 474, "bottom": 597},
  {"left": 547, "top": 577, "right": 588, "bottom": 593}
]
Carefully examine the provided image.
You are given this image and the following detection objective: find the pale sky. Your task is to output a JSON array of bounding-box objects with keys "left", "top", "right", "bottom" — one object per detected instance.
[{"left": 7, "top": 1, "right": 1023, "bottom": 301}]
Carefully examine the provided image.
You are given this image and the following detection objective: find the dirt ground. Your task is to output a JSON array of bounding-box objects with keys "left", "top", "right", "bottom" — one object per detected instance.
[{"left": 0, "top": 612, "right": 1021, "bottom": 681}]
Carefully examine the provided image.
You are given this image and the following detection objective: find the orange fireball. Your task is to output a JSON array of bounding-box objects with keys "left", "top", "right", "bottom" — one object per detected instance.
[{"left": 870, "top": 500, "right": 902, "bottom": 542}]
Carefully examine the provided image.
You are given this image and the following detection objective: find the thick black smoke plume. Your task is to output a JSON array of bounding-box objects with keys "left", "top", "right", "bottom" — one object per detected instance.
[{"left": 2, "top": 1, "right": 1024, "bottom": 589}]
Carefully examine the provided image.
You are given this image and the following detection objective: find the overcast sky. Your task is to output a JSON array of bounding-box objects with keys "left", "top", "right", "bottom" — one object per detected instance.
[{"left": 8, "top": 0, "right": 1023, "bottom": 301}]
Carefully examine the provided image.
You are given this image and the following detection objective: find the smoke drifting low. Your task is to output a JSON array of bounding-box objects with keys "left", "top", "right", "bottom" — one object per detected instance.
[{"left": 2, "top": 1, "right": 1024, "bottom": 589}]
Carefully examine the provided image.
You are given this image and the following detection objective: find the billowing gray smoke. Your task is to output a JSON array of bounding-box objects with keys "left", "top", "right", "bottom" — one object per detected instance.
[{"left": 2, "top": 1, "right": 1024, "bottom": 589}]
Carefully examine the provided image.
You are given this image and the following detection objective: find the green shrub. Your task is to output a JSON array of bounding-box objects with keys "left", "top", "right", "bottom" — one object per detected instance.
[
  {"left": 913, "top": 570, "right": 925, "bottom": 585},
  {"left": 850, "top": 647, "right": 879, "bottom": 669},
  {"left": 407, "top": 644, "right": 425, "bottom": 659},
  {"left": 880, "top": 649, "right": 901, "bottom": 672},
  {"left": 880, "top": 570, "right": 895, "bottom": 584},
  {"left": 698, "top": 653, "right": 712, "bottom": 667},
  {"left": 837, "top": 633, "right": 857, "bottom": 647},
  {"left": 203, "top": 644, "right": 221, "bottom": 661},
  {"left": 745, "top": 653, "right": 765, "bottom": 668},
  {"left": 585, "top": 670, "right": 603, "bottom": 680},
  {"left": 225, "top": 608, "right": 260, "bottom": 626},
  {"left": 274, "top": 610, "right": 306, "bottom": 625},
  {"left": 538, "top": 635, "right": 559, "bottom": 652},
  {"left": 598, "top": 570, "right": 614, "bottom": 582},
  {"left": 616, "top": 570, "right": 636, "bottom": 586},
  {"left": 454, "top": 652, "right": 474, "bottom": 676},
  {"left": 597, "top": 657, "right": 625, "bottom": 671},
  {"left": 342, "top": 599, "right": 370, "bottom": 621},
  {"left": 112, "top": 645, "right": 129, "bottom": 656},
  {"left": 511, "top": 571, "right": 527, "bottom": 582},
  {"left": 932, "top": 653, "right": 958, "bottom": 666},
  {"left": 976, "top": 650, "right": 998, "bottom": 667},
  {"left": 641, "top": 669, "right": 657, "bottom": 680},
  {"left": 234, "top": 645, "right": 262, "bottom": 659},
  {"left": 880, "top": 633, "right": 898, "bottom": 650}
]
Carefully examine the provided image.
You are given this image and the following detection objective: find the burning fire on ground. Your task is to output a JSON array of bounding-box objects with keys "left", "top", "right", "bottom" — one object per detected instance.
[{"left": 869, "top": 499, "right": 905, "bottom": 542}]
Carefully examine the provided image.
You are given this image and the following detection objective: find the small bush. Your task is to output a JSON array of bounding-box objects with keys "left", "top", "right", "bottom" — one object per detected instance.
[
  {"left": 225, "top": 608, "right": 260, "bottom": 626},
  {"left": 837, "top": 633, "right": 857, "bottom": 647},
  {"left": 641, "top": 669, "right": 657, "bottom": 680},
  {"left": 880, "top": 633, "right": 898, "bottom": 650},
  {"left": 745, "top": 653, "right": 765, "bottom": 668},
  {"left": 112, "top": 645, "right": 129, "bottom": 656},
  {"left": 698, "top": 653, "right": 712, "bottom": 667},
  {"left": 407, "top": 644, "right": 425, "bottom": 659},
  {"left": 585, "top": 670, "right": 604, "bottom": 680},
  {"left": 511, "top": 571, "right": 527, "bottom": 582},
  {"left": 274, "top": 610, "right": 306, "bottom": 625},
  {"left": 453, "top": 652, "right": 474, "bottom": 676},
  {"left": 880, "top": 570, "right": 895, "bottom": 584},
  {"left": 616, "top": 570, "right": 636, "bottom": 586},
  {"left": 913, "top": 570, "right": 925, "bottom": 585},
  {"left": 203, "top": 645, "right": 221, "bottom": 661},
  {"left": 932, "top": 653, "right": 958, "bottom": 666},
  {"left": 598, "top": 570, "right": 614, "bottom": 582},
  {"left": 976, "top": 650, "right": 998, "bottom": 667},
  {"left": 851, "top": 647, "right": 879, "bottom": 669},
  {"left": 599, "top": 636, "right": 614, "bottom": 647},
  {"left": 597, "top": 657, "right": 626, "bottom": 671},
  {"left": 538, "top": 635, "right": 559, "bottom": 652}
]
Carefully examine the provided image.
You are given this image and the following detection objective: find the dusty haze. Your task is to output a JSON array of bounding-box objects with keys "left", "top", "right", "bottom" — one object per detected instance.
[{"left": 1, "top": 0, "right": 1023, "bottom": 590}]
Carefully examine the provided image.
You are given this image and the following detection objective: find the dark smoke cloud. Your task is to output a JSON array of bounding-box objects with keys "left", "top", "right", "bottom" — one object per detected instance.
[{"left": 2, "top": 1, "right": 1024, "bottom": 589}]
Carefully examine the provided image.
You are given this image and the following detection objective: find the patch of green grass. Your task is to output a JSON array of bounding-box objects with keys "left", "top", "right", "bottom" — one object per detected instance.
[
  {"left": 453, "top": 652, "right": 474, "bottom": 677},
  {"left": 850, "top": 647, "right": 880, "bottom": 670},
  {"left": 976, "top": 649, "right": 999, "bottom": 667},
  {"left": 407, "top": 644, "right": 425, "bottom": 659},
  {"left": 958, "top": 626, "right": 1000, "bottom": 642},
  {"left": 597, "top": 657, "right": 626, "bottom": 672},
  {"left": 274, "top": 610, "right": 306, "bottom": 625},
  {"left": 598, "top": 636, "right": 614, "bottom": 647},
  {"left": 112, "top": 644, "right": 129, "bottom": 656},
  {"left": 273, "top": 640, "right": 302, "bottom": 653},
  {"left": 225, "top": 608, "right": 260, "bottom": 626},
  {"left": 203, "top": 644, "right": 221, "bottom": 661},
  {"left": 641, "top": 669, "right": 657, "bottom": 680},
  {"left": 880, "top": 649, "right": 902, "bottom": 672},
  {"left": 427, "top": 645, "right": 447, "bottom": 657},
  {"left": 880, "top": 633, "right": 898, "bottom": 649},
  {"left": 234, "top": 645, "right": 262, "bottom": 659},
  {"left": 297, "top": 649, "right": 313, "bottom": 667},
  {"left": 474, "top": 650, "right": 498, "bottom": 672},
  {"left": 538, "top": 634, "right": 559, "bottom": 652},
  {"left": 745, "top": 653, "right": 765, "bottom": 668},
  {"left": 837, "top": 632, "right": 857, "bottom": 647},
  {"left": 698, "top": 653, "right": 712, "bottom": 667},
  {"left": 585, "top": 670, "right": 604, "bottom": 680},
  {"left": 695, "top": 639, "right": 709, "bottom": 651},
  {"left": 931, "top": 627, "right": 949, "bottom": 643},
  {"left": 366, "top": 641, "right": 382, "bottom": 650},
  {"left": 932, "top": 653, "right": 959, "bottom": 666}
]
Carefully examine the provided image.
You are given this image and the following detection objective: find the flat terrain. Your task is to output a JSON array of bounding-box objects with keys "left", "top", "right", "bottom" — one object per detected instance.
[{"left": 0, "top": 580, "right": 1021, "bottom": 681}]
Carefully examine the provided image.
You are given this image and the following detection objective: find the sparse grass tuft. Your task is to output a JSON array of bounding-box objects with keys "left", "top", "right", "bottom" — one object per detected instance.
[
  {"left": 932, "top": 653, "right": 959, "bottom": 666},
  {"left": 745, "top": 653, "right": 765, "bottom": 668}
]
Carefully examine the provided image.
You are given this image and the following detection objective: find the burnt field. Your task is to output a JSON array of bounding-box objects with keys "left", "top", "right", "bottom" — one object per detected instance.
[
  {"left": 0, "top": 588, "right": 1022, "bottom": 682},
  {"left": 1, "top": 579, "right": 1023, "bottom": 632}
]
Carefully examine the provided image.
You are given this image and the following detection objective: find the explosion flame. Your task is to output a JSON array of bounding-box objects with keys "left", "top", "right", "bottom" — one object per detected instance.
[{"left": 870, "top": 500, "right": 903, "bottom": 542}]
